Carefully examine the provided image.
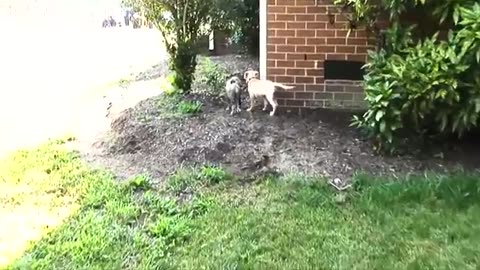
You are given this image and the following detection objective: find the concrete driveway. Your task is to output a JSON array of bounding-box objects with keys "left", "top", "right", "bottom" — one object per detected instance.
[{"left": 0, "top": 22, "right": 167, "bottom": 155}]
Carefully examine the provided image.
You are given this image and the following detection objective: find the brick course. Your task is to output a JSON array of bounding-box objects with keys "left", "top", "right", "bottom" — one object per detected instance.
[{"left": 267, "top": 0, "right": 376, "bottom": 110}]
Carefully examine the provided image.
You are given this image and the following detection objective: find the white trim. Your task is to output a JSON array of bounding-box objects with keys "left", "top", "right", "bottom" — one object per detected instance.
[
  {"left": 209, "top": 31, "right": 214, "bottom": 51},
  {"left": 259, "top": 0, "right": 267, "bottom": 80}
]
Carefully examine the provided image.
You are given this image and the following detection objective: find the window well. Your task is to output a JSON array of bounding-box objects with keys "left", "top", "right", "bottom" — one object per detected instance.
[{"left": 324, "top": 60, "right": 365, "bottom": 81}]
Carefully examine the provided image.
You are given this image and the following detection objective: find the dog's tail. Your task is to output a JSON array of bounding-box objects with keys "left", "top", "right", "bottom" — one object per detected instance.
[{"left": 272, "top": 82, "right": 295, "bottom": 90}]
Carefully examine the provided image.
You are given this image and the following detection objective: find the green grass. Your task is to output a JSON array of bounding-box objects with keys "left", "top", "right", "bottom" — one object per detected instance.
[
  {"left": 2, "top": 141, "right": 480, "bottom": 269},
  {"left": 166, "top": 165, "right": 232, "bottom": 194},
  {"left": 0, "top": 140, "right": 198, "bottom": 269},
  {"left": 175, "top": 174, "right": 480, "bottom": 269}
]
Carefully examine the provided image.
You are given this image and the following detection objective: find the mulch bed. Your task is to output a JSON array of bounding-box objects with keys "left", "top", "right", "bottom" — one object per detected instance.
[
  {"left": 83, "top": 54, "right": 480, "bottom": 183},
  {"left": 87, "top": 92, "right": 480, "bottom": 184}
]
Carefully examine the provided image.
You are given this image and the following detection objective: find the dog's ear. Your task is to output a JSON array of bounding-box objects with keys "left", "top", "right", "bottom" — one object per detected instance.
[
  {"left": 254, "top": 71, "right": 259, "bottom": 78},
  {"left": 243, "top": 71, "right": 249, "bottom": 80}
]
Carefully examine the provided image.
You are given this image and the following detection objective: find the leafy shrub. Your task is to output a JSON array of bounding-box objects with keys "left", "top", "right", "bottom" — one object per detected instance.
[
  {"left": 169, "top": 41, "right": 198, "bottom": 92},
  {"left": 176, "top": 100, "right": 203, "bottom": 114},
  {"left": 125, "top": 0, "right": 216, "bottom": 94},
  {"left": 354, "top": 33, "right": 471, "bottom": 151},
  {"left": 161, "top": 72, "right": 181, "bottom": 96},
  {"left": 193, "top": 57, "right": 228, "bottom": 96},
  {"left": 342, "top": 1, "right": 480, "bottom": 153}
]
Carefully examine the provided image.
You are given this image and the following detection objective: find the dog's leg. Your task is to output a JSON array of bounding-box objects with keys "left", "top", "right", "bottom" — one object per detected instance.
[
  {"left": 225, "top": 99, "right": 231, "bottom": 111},
  {"left": 225, "top": 96, "right": 231, "bottom": 111},
  {"left": 236, "top": 92, "right": 242, "bottom": 113},
  {"left": 266, "top": 94, "right": 278, "bottom": 116},
  {"left": 247, "top": 94, "right": 255, "bottom": 112},
  {"left": 262, "top": 97, "right": 269, "bottom": 111}
]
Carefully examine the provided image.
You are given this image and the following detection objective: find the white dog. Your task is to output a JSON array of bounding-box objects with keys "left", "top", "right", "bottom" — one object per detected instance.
[{"left": 243, "top": 70, "right": 294, "bottom": 116}]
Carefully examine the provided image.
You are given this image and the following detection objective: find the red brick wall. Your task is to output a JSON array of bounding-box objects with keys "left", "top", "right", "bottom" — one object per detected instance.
[{"left": 267, "top": 0, "right": 376, "bottom": 110}]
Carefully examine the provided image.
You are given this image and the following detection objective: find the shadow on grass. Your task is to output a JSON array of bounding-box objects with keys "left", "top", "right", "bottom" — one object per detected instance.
[{"left": 2, "top": 141, "right": 480, "bottom": 269}]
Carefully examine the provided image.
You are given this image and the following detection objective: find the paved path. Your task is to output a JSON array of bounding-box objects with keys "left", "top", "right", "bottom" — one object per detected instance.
[{"left": 0, "top": 24, "right": 167, "bottom": 156}]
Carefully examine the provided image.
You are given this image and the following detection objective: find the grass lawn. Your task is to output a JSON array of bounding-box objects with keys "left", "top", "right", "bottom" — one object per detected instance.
[{"left": 1, "top": 140, "right": 480, "bottom": 269}]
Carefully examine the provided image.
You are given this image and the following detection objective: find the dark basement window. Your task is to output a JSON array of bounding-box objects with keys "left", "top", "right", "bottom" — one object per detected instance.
[{"left": 324, "top": 60, "right": 365, "bottom": 81}]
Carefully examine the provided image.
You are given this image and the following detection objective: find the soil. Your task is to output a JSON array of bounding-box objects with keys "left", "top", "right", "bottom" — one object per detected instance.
[{"left": 80, "top": 54, "right": 480, "bottom": 184}]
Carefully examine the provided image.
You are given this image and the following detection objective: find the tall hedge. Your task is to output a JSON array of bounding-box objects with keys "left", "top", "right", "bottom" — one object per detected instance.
[{"left": 334, "top": 0, "right": 480, "bottom": 153}]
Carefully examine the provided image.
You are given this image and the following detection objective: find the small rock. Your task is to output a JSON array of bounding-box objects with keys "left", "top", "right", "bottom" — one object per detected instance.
[{"left": 333, "top": 178, "right": 343, "bottom": 186}]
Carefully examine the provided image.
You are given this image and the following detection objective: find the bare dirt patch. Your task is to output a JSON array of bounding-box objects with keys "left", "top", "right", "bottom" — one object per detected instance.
[{"left": 81, "top": 54, "right": 480, "bottom": 184}]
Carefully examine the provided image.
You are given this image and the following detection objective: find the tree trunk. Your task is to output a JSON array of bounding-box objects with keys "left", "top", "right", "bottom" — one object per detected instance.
[{"left": 169, "top": 41, "right": 197, "bottom": 93}]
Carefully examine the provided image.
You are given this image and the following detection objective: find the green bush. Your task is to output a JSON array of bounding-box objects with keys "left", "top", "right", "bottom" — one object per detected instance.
[
  {"left": 161, "top": 72, "right": 181, "bottom": 96},
  {"left": 194, "top": 57, "right": 228, "bottom": 96},
  {"left": 169, "top": 41, "right": 198, "bottom": 93},
  {"left": 354, "top": 32, "right": 471, "bottom": 151},
  {"left": 125, "top": 0, "right": 215, "bottom": 94},
  {"left": 342, "top": 1, "right": 480, "bottom": 153}
]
